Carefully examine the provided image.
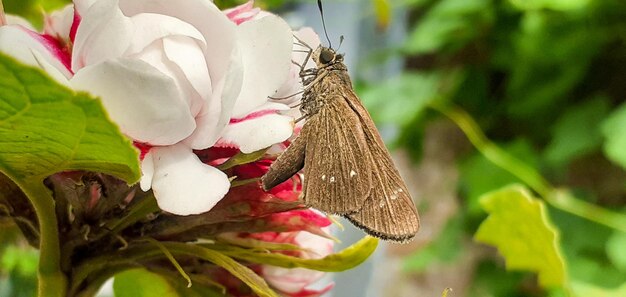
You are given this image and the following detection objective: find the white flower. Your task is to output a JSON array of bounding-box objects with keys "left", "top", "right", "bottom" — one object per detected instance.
[{"left": 0, "top": 0, "right": 295, "bottom": 215}]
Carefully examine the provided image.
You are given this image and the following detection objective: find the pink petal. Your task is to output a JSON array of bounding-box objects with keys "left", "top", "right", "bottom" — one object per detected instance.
[
  {"left": 231, "top": 15, "right": 293, "bottom": 117},
  {"left": 70, "top": 58, "right": 196, "bottom": 145},
  {"left": 148, "top": 143, "right": 230, "bottom": 215},
  {"left": 218, "top": 102, "right": 294, "bottom": 153}
]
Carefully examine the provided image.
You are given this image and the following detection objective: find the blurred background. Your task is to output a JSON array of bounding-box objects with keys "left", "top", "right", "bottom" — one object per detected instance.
[{"left": 2, "top": 0, "right": 626, "bottom": 296}]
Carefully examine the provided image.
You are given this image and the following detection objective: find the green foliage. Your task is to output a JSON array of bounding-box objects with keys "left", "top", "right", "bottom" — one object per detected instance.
[
  {"left": 403, "top": 215, "right": 463, "bottom": 272},
  {"left": 360, "top": 72, "right": 442, "bottom": 127},
  {"left": 543, "top": 97, "right": 610, "bottom": 167},
  {"left": 113, "top": 269, "right": 179, "bottom": 297},
  {"left": 0, "top": 246, "right": 38, "bottom": 297},
  {"left": 460, "top": 139, "right": 539, "bottom": 216},
  {"left": 3, "top": 0, "right": 71, "bottom": 28},
  {"left": 404, "top": 0, "right": 494, "bottom": 54},
  {"left": 606, "top": 231, "right": 626, "bottom": 273},
  {"left": 601, "top": 103, "right": 626, "bottom": 170},
  {"left": 0, "top": 53, "right": 141, "bottom": 183},
  {"left": 358, "top": 0, "right": 626, "bottom": 293},
  {"left": 571, "top": 282, "right": 626, "bottom": 297},
  {"left": 214, "top": 236, "right": 378, "bottom": 272},
  {"left": 474, "top": 185, "right": 566, "bottom": 288}
]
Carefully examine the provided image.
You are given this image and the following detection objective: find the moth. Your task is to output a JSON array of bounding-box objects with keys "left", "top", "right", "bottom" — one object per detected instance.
[{"left": 261, "top": 22, "right": 420, "bottom": 242}]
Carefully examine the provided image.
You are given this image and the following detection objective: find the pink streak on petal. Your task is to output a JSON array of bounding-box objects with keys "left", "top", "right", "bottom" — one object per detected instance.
[
  {"left": 224, "top": 0, "right": 260, "bottom": 25},
  {"left": 70, "top": 10, "right": 81, "bottom": 43},
  {"left": 228, "top": 109, "right": 277, "bottom": 124},
  {"left": 22, "top": 27, "right": 72, "bottom": 72},
  {"left": 133, "top": 142, "right": 153, "bottom": 160},
  {"left": 287, "top": 283, "right": 335, "bottom": 297}
]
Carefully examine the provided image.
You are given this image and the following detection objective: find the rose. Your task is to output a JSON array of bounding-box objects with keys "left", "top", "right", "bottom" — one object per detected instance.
[{"left": 0, "top": 0, "right": 297, "bottom": 215}]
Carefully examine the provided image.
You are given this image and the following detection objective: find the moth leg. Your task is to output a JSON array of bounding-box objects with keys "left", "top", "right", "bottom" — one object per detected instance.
[
  {"left": 269, "top": 90, "right": 304, "bottom": 101},
  {"left": 293, "top": 34, "right": 314, "bottom": 50}
]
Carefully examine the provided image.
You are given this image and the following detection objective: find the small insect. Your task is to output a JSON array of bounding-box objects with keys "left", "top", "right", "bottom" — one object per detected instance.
[{"left": 261, "top": 0, "right": 420, "bottom": 243}]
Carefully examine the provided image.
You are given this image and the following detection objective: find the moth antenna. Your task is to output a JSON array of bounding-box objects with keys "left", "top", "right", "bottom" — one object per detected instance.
[
  {"left": 337, "top": 35, "right": 345, "bottom": 51},
  {"left": 317, "top": 0, "right": 332, "bottom": 48}
]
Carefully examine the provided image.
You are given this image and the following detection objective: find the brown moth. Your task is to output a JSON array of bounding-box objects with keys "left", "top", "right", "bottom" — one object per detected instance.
[{"left": 261, "top": 33, "right": 420, "bottom": 242}]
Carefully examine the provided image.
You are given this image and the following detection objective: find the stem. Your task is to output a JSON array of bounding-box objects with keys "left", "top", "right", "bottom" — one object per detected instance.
[
  {"left": 430, "top": 102, "right": 626, "bottom": 232},
  {"left": 18, "top": 178, "right": 67, "bottom": 297}
]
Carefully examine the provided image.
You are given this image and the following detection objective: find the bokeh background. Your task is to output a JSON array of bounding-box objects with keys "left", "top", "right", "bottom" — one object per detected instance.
[{"left": 2, "top": 0, "right": 626, "bottom": 296}]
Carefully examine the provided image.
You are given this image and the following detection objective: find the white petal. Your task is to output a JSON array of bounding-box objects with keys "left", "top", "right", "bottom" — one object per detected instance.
[
  {"left": 139, "top": 151, "right": 155, "bottom": 191},
  {"left": 219, "top": 102, "right": 294, "bottom": 153},
  {"left": 44, "top": 5, "right": 74, "bottom": 40},
  {"left": 184, "top": 46, "right": 243, "bottom": 149},
  {"left": 150, "top": 144, "right": 230, "bottom": 215},
  {"left": 70, "top": 58, "right": 196, "bottom": 145},
  {"left": 126, "top": 13, "right": 207, "bottom": 56},
  {"left": 0, "top": 25, "right": 72, "bottom": 83},
  {"left": 231, "top": 15, "right": 293, "bottom": 117},
  {"left": 72, "top": 0, "right": 133, "bottom": 71},
  {"left": 117, "top": 0, "right": 237, "bottom": 85},
  {"left": 163, "top": 36, "right": 212, "bottom": 115}
]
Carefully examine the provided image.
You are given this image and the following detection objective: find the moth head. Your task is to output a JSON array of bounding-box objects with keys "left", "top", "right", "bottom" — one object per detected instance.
[{"left": 314, "top": 47, "right": 343, "bottom": 66}]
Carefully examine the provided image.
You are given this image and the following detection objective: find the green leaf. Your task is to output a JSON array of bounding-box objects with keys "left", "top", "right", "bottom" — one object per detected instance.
[
  {"left": 508, "top": 0, "right": 592, "bottom": 11},
  {"left": 607, "top": 231, "right": 626, "bottom": 273},
  {"left": 601, "top": 102, "right": 626, "bottom": 170},
  {"left": 503, "top": 12, "right": 604, "bottom": 121},
  {"left": 460, "top": 139, "right": 539, "bottom": 216},
  {"left": 3, "top": 0, "right": 71, "bottom": 29},
  {"left": 360, "top": 72, "right": 442, "bottom": 127},
  {"left": 571, "top": 281, "right": 626, "bottom": 297},
  {"left": 164, "top": 243, "right": 280, "bottom": 297},
  {"left": 214, "top": 236, "right": 378, "bottom": 272},
  {"left": 218, "top": 148, "right": 268, "bottom": 170},
  {"left": 0, "top": 53, "right": 140, "bottom": 183},
  {"left": 113, "top": 268, "right": 179, "bottom": 297},
  {"left": 544, "top": 97, "right": 610, "bottom": 167},
  {"left": 404, "top": 0, "right": 493, "bottom": 54},
  {"left": 1, "top": 246, "right": 39, "bottom": 275},
  {"left": 474, "top": 185, "right": 567, "bottom": 288}
]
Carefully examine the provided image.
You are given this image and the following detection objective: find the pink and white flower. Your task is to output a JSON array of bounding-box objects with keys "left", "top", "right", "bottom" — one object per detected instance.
[
  {"left": 253, "top": 229, "right": 335, "bottom": 297},
  {"left": 0, "top": 0, "right": 301, "bottom": 215}
]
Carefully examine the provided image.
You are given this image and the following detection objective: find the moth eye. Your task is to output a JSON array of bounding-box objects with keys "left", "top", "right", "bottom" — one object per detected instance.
[{"left": 319, "top": 49, "right": 334, "bottom": 64}]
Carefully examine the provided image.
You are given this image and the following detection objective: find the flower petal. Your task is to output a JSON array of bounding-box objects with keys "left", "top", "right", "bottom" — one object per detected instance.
[
  {"left": 117, "top": 0, "right": 237, "bottom": 86},
  {"left": 139, "top": 150, "right": 154, "bottom": 191},
  {"left": 70, "top": 58, "right": 196, "bottom": 145},
  {"left": 148, "top": 143, "right": 230, "bottom": 215},
  {"left": 231, "top": 14, "right": 293, "bottom": 117},
  {"left": 44, "top": 4, "right": 74, "bottom": 41},
  {"left": 184, "top": 47, "right": 244, "bottom": 149},
  {"left": 72, "top": 0, "right": 133, "bottom": 71},
  {"left": 126, "top": 13, "right": 207, "bottom": 56},
  {"left": 0, "top": 25, "right": 72, "bottom": 83},
  {"left": 219, "top": 102, "right": 294, "bottom": 153}
]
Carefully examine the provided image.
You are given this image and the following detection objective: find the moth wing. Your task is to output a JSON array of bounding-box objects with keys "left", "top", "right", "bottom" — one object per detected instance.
[
  {"left": 343, "top": 90, "right": 420, "bottom": 242},
  {"left": 301, "top": 94, "right": 373, "bottom": 214},
  {"left": 262, "top": 132, "right": 306, "bottom": 191}
]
